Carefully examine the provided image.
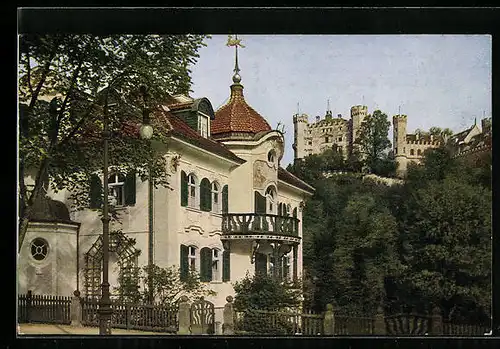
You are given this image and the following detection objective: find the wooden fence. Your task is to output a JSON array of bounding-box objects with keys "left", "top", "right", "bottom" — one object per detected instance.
[
  {"left": 18, "top": 290, "right": 71, "bottom": 325},
  {"left": 80, "top": 297, "right": 178, "bottom": 333}
]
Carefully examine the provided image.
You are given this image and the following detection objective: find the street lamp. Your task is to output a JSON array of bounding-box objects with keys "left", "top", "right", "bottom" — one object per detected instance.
[
  {"left": 98, "top": 86, "right": 154, "bottom": 335},
  {"left": 139, "top": 86, "right": 154, "bottom": 305},
  {"left": 98, "top": 91, "right": 113, "bottom": 335}
]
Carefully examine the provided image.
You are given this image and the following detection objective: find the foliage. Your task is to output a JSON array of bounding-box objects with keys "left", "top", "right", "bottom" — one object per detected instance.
[
  {"left": 233, "top": 273, "right": 302, "bottom": 334},
  {"left": 18, "top": 34, "right": 209, "bottom": 249},
  {"left": 355, "top": 110, "right": 395, "bottom": 176},
  {"left": 289, "top": 145, "right": 491, "bottom": 323},
  {"left": 114, "top": 264, "right": 216, "bottom": 306}
]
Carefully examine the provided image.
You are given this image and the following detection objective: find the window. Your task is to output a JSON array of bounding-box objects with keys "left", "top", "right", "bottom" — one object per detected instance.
[
  {"left": 308, "top": 141, "right": 312, "bottom": 146},
  {"left": 265, "top": 186, "right": 276, "bottom": 213},
  {"left": 212, "top": 182, "right": 220, "bottom": 213},
  {"left": 212, "top": 249, "right": 221, "bottom": 281},
  {"left": 30, "top": 238, "right": 49, "bottom": 261},
  {"left": 198, "top": 115, "right": 209, "bottom": 138},
  {"left": 403, "top": 147, "right": 406, "bottom": 154},
  {"left": 410, "top": 149, "right": 415, "bottom": 156},
  {"left": 417, "top": 149, "right": 422, "bottom": 156},
  {"left": 90, "top": 172, "right": 136, "bottom": 208},
  {"left": 286, "top": 204, "right": 291, "bottom": 217},
  {"left": 189, "top": 246, "right": 197, "bottom": 271},
  {"left": 188, "top": 173, "right": 198, "bottom": 208},
  {"left": 108, "top": 173, "right": 125, "bottom": 206},
  {"left": 325, "top": 137, "right": 329, "bottom": 143},
  {"left": 267, "top": 150, "right": 276, "bottom": 164},
  {"left": 338, "top": 137, "right": 343, "bottom": 142},
  {"left": 282, "top": 255, "right": 291, "bottom": 280}
]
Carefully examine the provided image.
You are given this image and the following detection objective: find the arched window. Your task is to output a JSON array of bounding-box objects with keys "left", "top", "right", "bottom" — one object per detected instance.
[
  {"left": 267, "top": 149, "right": 276, "bottom": 165},
  {"left": 265, "top": 186, "right": 277, "bottom": 214},
  {"left": 188, "top": 173, "right": 198, "bottom": 208},
  {"left": 200, "top": 178, "right": 212, "bottom": 212},
  {"left": 417, "top": 149, "right": 422, "bottom": 156},
  {"left": 212, "top": 181, "right": 221, "bottom": 213},
  {"left": 410, "top": 149, "right": 415, "bottom": 156},
  {"left": 286, "top": 204, "right": 291, "bottom": 217}
]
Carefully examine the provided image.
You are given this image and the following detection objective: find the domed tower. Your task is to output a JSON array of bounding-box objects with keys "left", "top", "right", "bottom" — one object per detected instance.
[
  {"left": 350, "top": 105, "right": 368, "bottom": 154},
  {"left": 393, "top": 114, "right": 408, "bottom": 177},
  {"left": 211, "top": 38, "right": 272, "bottom": 142},
  {"left": 292, "top": 112, "right": 308, "bottom": 160}
]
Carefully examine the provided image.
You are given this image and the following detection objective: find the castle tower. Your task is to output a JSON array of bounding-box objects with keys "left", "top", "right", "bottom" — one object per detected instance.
[
  {"left": 293, "top": 113, "right": 308, "bottom": 160},
  {"left": 392, "top": 114, "right": 408, "bottom": 177},
  {"left": 350, "top": 105, "right": 368, "bottom": 155}
]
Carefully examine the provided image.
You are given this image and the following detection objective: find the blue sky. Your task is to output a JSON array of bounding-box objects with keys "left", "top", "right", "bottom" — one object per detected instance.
[{"left": 190, "top": 35, "right": 491, "bottom": 167}]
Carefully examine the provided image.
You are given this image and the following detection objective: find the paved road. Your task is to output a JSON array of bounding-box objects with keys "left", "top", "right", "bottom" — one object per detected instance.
[{"left": 18, "top": 323, "right": 168, "bottom": 335}]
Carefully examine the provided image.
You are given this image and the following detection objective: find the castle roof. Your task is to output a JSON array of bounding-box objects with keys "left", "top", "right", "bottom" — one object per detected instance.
[{"left": 211, "top": 82, "right": 272, "bottom": 138}]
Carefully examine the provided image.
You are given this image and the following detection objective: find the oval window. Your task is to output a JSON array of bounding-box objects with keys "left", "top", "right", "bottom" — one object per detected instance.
[{"left": 30, "top": 238, "right": 49, "bottom": 261}]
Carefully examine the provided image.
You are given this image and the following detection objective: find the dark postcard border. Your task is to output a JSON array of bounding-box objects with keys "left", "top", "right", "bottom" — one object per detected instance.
[{"left": 11, "top": 6, "right": 500, "bottom": 349}]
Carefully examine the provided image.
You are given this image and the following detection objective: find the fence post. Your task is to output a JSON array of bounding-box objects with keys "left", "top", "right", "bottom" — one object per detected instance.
[
  {"left": 222, "top": 296, "right": 235, "bottom": 335},
  {"left": 26, "top": 290, "right": 32, "bottom": 323},
  {"left": 177, "top": 296, "right": 191, "bottom": 335},
  {"left": 126, "top": 304, "right": 131, "bottom": 330},
  {"left": 373, "top": 305, "right": 386, "bottom": 335},
  {"left": 71, "top": 290, "right": 83, "bottom": 327},
  {"left": 323, "top": 303, "right": 335, "bottom": 335},
  {"left": 430, "top": 307, "right": 443, "bottom": 335}
]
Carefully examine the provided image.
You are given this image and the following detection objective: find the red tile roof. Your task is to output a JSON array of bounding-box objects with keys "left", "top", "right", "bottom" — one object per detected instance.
[
  {"left": 278, "top": 167, "right": 315, "bottom": 194},
  {"left": 161, "top": 111, "right": 245, "bottom": 164},
  {"left": 212, "top": 83, "right": 272, "bottom": 136}
]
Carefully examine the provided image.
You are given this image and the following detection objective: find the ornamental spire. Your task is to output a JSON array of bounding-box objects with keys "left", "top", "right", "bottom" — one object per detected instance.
[{"left": 227, "top": 34, "right": 245, "bottom": 84}]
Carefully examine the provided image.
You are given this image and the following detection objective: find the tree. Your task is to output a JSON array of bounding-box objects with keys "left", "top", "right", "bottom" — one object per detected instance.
[
  {"left": 114, "top": 264, "right": 215, "bottom": 306},
  {"left": 399, "top": 177, "right": 491, "bottom": 322},
  {"left": 355, "top": 110, "right": 394, "bottom": 175},
  {"left": 18, "top": 34, "right": 209, "bottom": 250}
]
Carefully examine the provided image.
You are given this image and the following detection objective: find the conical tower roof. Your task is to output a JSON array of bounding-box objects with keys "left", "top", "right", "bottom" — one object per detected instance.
[
  {"left": 211, "top": 80, "right": 272, "bottom": 138},
  {"left": 211, "top": 35, "right": 271, "bottom": 140}
]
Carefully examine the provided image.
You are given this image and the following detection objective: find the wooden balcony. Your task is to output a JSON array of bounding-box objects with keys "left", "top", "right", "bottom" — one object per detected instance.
[{"left": 221, "top": 213, "right": 301, "bottom": 243}]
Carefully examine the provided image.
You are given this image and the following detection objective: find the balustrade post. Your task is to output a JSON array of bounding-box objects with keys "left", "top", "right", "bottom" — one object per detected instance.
[
  {"left": 292, "top": 245, "right": 298, "bottom": 283},
  {"left": 323, "top": 303, "right": 335, "bottom": 335},
  {"left": 430, "top": 307, "right": 443, "bottom": 335},
  {"left": 177, "top": 296, "right": 191, "bottom": 335},
  {"left": 71, "top": 290, "right": 83, "bottom": 327},
  {"left": 374, "top": 305, "right": 386, "bottom": 335},
  {"left": 222, "top": 296, "right": 235, "bottom": 335}
]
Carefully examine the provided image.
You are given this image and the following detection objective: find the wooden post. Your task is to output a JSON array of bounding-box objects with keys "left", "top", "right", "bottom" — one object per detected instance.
[
  {"left": 222, "top": 296, "right": 235, "bottom": 335},
  {"left": 177, "top": 296, "right": 191, "bottom": 335},
  {"left": 26, "top": 290, "right": 32, "bottom": 323},
  {"left": 126, "top": 304, "right": 131, "bottom": 330},
  {"left": 430, "top": 307, "right": 443, "bottom": 335},
  {"left": 323, "top": 303, "right": 335, "bottom": 335},
  {"left": 374, "top": 305, "right": 386, "bottom": 335},
  {"left": 71, "top": 290, "right": 83, "bottom": 327}
]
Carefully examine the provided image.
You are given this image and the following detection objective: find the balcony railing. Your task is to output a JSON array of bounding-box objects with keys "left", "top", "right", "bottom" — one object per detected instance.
[{"left": 221, "top": 213, "right": 299, "bottom": 238}]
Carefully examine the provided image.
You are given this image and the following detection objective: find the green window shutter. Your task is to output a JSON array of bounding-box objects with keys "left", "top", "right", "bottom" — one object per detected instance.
[
  {"left": 222, "top": 185, "right": 228, "bottom": 213},
  {"left": 181, "top": 171, "right": 188, "bottom": 207},
  {"left": 200, "top": 178, "right": 211, "bottom": 212},
  {"left": 124, "top": 171, "right": 136, "bottom": 206},
  {"left": 180, "top": 244, "right": 189, "bottom": 281},
  {"left": 254, "top": 191, "right": 267, "bottom": 214},
  {"left": 293, "top": 207, "right": 298, "bottom": 235},
  {"left": 89, "top": 174, "right": 103, "bottom": 209},
  {"left": 200, "top": 247, "right": 212, "bottom": 282},
  {"left": 255, "top": 253, "right": 268, "bottom": 276},
  {"left": 222, "top": 250, "right": 230, "bottom": 281}
]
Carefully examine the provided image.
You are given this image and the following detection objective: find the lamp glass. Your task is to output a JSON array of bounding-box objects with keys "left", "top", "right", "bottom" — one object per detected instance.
[{"left": 140, "top": 124, "right": 154, "bottom": 140}]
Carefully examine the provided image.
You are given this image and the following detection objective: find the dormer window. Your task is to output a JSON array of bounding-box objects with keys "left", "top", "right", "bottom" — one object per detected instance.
[{"left": 198, "top": 114, "right": 209, "bottom": 138}]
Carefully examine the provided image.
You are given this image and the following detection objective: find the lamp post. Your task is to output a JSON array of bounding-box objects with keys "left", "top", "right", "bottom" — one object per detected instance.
[
  {"left": 139, "top": 86, "right": 154, "bottom": 304},
  {"left": 98, "top": 91, "right": 113, "bottom": 335}
]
